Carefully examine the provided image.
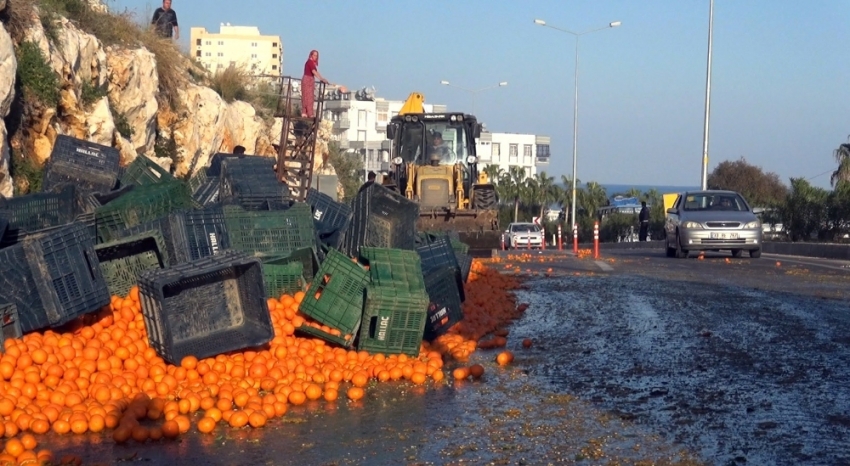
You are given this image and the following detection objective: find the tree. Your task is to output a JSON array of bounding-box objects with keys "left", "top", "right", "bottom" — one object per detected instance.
[
  {"left": 780, "top": 178, "right": 829, "bottom": 241},
  {"left": 327, "top": 142, "right": 364, "bottom": 204},
  {"left": 707, "top": 158, "right": 787, "bottom": 207},
  {"left": 533, "top": 172, "right": 556, "bottom": 220},
  {"left": 831, "top": 138, "right": 850, "bottom": 188},
  {"left": 578, "top": 181, "right": 607, "bottom": 221},
  {"left": 481, "top": 164, "right": 503, "bottom": 186},
  {"left": 507, "top": 166, "right": 527, "bottom": 223}
]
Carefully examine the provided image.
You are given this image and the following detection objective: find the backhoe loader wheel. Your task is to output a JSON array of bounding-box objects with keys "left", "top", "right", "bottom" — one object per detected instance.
[{"left": 472, "top": 187, "right": 497, "bottom": 210}]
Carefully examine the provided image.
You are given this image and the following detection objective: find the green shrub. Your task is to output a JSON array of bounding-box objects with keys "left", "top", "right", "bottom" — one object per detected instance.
[
  {"left": 113, "top": 110, "right": 135, "bottom": 139},
  {"left": 80, "top": 80, "right": 107, "bottom": 109},
  {"left": 9, "top": 149, "right": 44, "bottom": 195},
  {"left": 209, "top": 66, "right": 249, "bottom": 103},
  {"left": 15, "top": 41, "right": 60, "bottom": 108},
  {"left": 154, "top": 133, "right": 180, "bottom": 172}
]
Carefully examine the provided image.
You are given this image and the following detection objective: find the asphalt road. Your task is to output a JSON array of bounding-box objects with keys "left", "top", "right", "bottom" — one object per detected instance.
[{"left": 510, "top": 248, "right": 850, "bottom": 465}]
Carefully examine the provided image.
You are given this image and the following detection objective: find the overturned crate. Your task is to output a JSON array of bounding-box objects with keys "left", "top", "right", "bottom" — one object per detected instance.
[
  {"left": 220, "top": 157, "right": 291, "bottom": 211},
  {"left": 42, "top": 135, "right": 121, "bottom": 195},
  {"left": 262, "top": 246, "right": 320, "bottom": 284},
  {"left": 344, "top": 183, "right": 419, "bottom": 257},
  {"left": 0, "top": 184, "right": 85, "bottom": 244},
  {"left": 359, "top": 247, "right": 426, "bottom": 293},
  {"left": 0, "top": 222, "right": 111, "bottom": 333},
  {"left": 119, "top": 154, "right": 176, "bottom": 187},
  {"left": 297, "top": 249, "right": 369, "bottom": 348},
  {"left": 95, "top": 230, "right": 168, "bottom": 298},
  {"left": 95, "top": 180, "right": 194, "bottom": 242},
  {"left": 138, "top": 251, "right": 273, "bottom": 365},
  {"left": 416, "top": 236, "right": 465, "bottom": 302},
  {"left": 0, "top": 303, "right": 22, "bottom": 352},
  {"left": 262, "top": 261, "right": 306, "bottom": 299},
  {"left": 222, "top": 203, "right": 315, "bottom": 259},
  {"left": 306, "top": 188, "right": 351, "bottom": 251},
  {"left": 422, "top": 266, "right": 464, "bottom": 341},
  {"left": 357, "top": 285, "right": 429, "bottom": 356}
]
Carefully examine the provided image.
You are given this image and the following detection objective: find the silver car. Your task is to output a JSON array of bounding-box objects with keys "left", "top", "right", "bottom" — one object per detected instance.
[
  {"left": 664, "top": 190, "right": 764, "bottom": 258},
  {"left": 505, "top": 222, "right": 544, "bottom": 249}
]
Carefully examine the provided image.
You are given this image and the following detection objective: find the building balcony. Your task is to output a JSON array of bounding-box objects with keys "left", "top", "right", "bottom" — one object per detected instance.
[
  {"left": 324, "top": 100, "right": 351, "bottom": 111},
  {"left": 333, "top": 118, "right": 350, "bottom": 130},
  {"left": 348, "top": 141, "right": 383, "bottom": 151}
]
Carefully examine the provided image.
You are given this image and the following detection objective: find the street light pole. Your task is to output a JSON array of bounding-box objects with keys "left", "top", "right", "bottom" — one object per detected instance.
[
  {"left": 700, "top": 0, "right": 715, "bottom": 190},
  {"left": 440, "top": 80, "right": 508, "bottom": 115},
  {"left": 534, "top": 19, "right": 621, "bottom": 232}
]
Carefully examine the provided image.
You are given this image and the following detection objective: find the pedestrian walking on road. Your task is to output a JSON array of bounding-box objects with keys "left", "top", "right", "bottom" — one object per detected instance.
[
  {"left": 151, "top": 0, "right": 179, "bottom": 40},
  {"left": 301, "top": 50, "right": 331, "bottom": 118},
  {"left": 639, "top": 201, "right": 650, "bottom": 241}
]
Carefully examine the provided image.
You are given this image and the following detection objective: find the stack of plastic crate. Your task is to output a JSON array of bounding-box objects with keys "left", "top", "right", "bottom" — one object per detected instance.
[
  {"left": 0, "top": 222, "right": 111, "bottom": 333},
  {"left": 137, "top": 250, "right": 274, "bottom": 364},
  {"left": 119, "top": 154, "right": 176, "bottom": 188},
  {"left": 357, "top": 247, "right": 429, "bottom": 356},
  {"left": 296, "top": 248, "right": 369, "bottom": 348},
  {"left": 0, "top": 184, "right": 86, "bottom": 247},
  {"left": 94, "top": 180, "right": 194, "bottom": 242},
  {"left": 305, "top": 188, "right": 351, "bottom": 253},
  {"left": 343, "top": 183, "right": 419, "bottom": 257},
  {"left": 416, "top": 235, "right": 465, "bottom": 302},
  {"left": 222, "top": 203, "right": 315, "bottom": 260}
]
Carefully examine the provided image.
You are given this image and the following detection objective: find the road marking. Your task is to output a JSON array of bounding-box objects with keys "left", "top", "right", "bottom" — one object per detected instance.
[
  {"left": 762, "top": 254, "right": 850, "bottom": 272},
  {"left": 595, "top": 261, "right": 614, "bottom": 272}
]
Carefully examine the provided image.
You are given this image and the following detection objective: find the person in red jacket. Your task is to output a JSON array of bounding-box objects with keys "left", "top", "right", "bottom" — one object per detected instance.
[{"left": 301, "top": 50, "right": 331, "bottom": 118}]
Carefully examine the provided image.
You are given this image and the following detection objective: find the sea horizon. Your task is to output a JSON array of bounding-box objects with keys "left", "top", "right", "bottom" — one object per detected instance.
[{"left": 554, "top": 182, "right": 701, "bottom": 197}]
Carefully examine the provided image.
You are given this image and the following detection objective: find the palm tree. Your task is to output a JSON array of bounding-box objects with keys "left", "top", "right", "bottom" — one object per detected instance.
[
  {"left": 579, "top": 181, "right": 608, "bottom": 222},
  {"left": 534, "top": 172, "right": 556, "bottom": 220},
  {"left": 624, "top": 187, "right": 642, "bottom": 199},
  {"left": 559, "top": 174, "right": 579, "bottom": 224},
  {"left": 482, "top": 164, "right": 503, "bottom": 186},
  {"left": 831, "top": 139, "right": 850, "bottom": 188},
  {"left": 507, "top": 166, "right": 527, "bottom": 223}
]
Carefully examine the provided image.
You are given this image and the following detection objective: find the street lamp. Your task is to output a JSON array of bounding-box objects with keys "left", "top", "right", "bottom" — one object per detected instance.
[
  {"left": 534, "top": 18, "right": 620, "bottom": 231},
  {"left": 439, "top": 80, "right": 508, "bottom": 114},
  {"left": 700, "top": 0, "right": 715, "bottom": 190}
]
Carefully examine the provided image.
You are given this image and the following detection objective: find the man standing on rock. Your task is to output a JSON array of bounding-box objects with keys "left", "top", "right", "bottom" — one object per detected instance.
[{"left": 151, "top": 0, "right": 179, "bottom": 40}]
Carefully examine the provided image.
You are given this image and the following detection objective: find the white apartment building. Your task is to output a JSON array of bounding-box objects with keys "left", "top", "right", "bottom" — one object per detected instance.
[
  {"left": 190, "top": 24, "right": 282, "bottom": 76},
  {"left": 476, "top": 132, "right": 550, "bottom": 179},
  {"left": 323, "top": 89, "right": 446, "bottom": 177}
]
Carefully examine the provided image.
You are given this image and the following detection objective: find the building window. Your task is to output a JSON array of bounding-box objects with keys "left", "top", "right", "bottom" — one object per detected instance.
[
  {"left": 368, "top": 149, "right": 375, "bottom": 162},
  {"left": 272, "top": 54, "right": 278, "bottom": 59},
  {"left": 204, "top": 63, "right": 211, "bottom": 69},
  {"left": 205, "top": 40, "right": 211, "bottom": 46},
  {"left": 217, "top": 41, "right": 224, "bottom": 46},
  {"left": 536, "top": 144, "right": 550, "bottom": 158},
  {"left": 492, "top": 143, "right": 500, "bottom": 161},
  {"left": 358, "top": 110, "right": 367, "bottom": 127},
  {"left": 272, "top": 42, "right": 278, "bottom": 47},
  {"left": 509, "top": 144, "right": 518, "bottom": 158},
  {"left": 251, "top": 54, "right": 257, "bottom": 59},
  {"left": 195, "top": 50, "right": 201, "bottom": 57},
  {"left": 217, "top": 63, "right": 223, "bottom": 69},
  {"left": 271, "top": 65, "right": 277, "bottom": 70},
  {"left": 217, "top": 52, "right": 224, "bottom": 57},
  {"left": 195, "top": 39, "right": 201, "bottom": 46},
  {"left": 377, "top": 111, "right": 388, "bottom": 123},
  {"left": 205, "top": 52, "right": 211, "bottom": 57},
  {"left": 523, "top": 144, "right": 532, "bottom": 158},
  {"left": 358, "top": 130, "right": 367, "bottom": 142}
]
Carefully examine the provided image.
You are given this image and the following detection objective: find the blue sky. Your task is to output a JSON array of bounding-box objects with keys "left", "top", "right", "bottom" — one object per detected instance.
[{"left": 110, "top": 0, "right": 849, "bottom": 189}]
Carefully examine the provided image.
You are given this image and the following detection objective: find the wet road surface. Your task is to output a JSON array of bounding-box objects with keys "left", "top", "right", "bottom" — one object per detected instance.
[{"left": 46, "top": 248, "right": 849, "bottom": 465}]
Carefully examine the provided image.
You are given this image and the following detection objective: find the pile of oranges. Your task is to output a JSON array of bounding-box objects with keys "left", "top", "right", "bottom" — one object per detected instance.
[{"left": 0, "top": 259, "right": 526, "bottom": 465}]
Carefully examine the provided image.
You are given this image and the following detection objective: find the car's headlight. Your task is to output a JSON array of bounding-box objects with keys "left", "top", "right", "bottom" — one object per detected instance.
[
  {"left": 392, "top": 157, "right": 402, "bottom": 165},
  {"left": 681, "top": 221, "right": 703, "bottom": 229},
  {"left": 743, "top": 220, "right": 761, "bottom": 229}
]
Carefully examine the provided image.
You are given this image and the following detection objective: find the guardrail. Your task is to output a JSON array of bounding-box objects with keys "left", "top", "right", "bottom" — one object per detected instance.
[{"left": 570, "top": 240, "right": 850, "bottom": 261}]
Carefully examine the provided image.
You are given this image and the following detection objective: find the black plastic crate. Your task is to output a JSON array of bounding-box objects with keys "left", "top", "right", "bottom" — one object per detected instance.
[
  {"left": 119, "top": 154, "right": 176, "bottom": 187},
  {"left": 95, "top": 230, "right": 167, "bottom": 297},
  {"left": 422, "top": 267, "right": 464, "bottom": 341},
  {"left": 0, "top": 183, "right": 84, "bottom": 236},
  {"left": 0, "top": 303, "right": 22, "bottom": 352},
  {"left": 344, "top": 183, "right": 419, "bottom": 256},
  {"left": 456, "top": 252, "right": 473, "bottom": 285},
  {"left": 417, "top": 236, "right": 464, "bottom": 301},
  {"left": 42, "top": 135, "right": 121, "bottom": 194},
  {"left": 0, "top": 216, "right": 8, "bottom": 243},
  {"left": 193, "top": 177, "right": 220, "bottom": 207},
  {"left": 137, "top": 250, "right": 273, "bottom": 365},
  {"left": 222, "top": 203, "right": 315, "bottom": 259},
  {"left": 357, "top": 285, "right": 429, "bottom": 356},
  {"left": 182, "top": 206, "right": 229, "bottom": 261},
  {"left": 95, "top": 181, "right": 194, "bottom": 242},
  {"left": 0, "top": 222, "right": 111, "bottom": 333},
  {"left": 306, "top": 188, "right": 351, "bottom": 251},
  {"left": 206, "top": 152, "right": 248, "bottom": 177},
  {"left": 220, "top": 158, "right": 290, "bottom": 211},
  {"left": 263, "top": 247, "right": 320, "bottom": 283}
]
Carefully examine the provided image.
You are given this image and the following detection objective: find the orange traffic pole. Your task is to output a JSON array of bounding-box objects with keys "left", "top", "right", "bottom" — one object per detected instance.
[{"left": 593, "top": 221, "right": 600, "bottom": 259}]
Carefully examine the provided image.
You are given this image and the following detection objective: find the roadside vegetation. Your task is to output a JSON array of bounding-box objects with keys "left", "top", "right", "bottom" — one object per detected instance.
[{"left": 483, "top": 140, "right": 850, "bottom": 243}]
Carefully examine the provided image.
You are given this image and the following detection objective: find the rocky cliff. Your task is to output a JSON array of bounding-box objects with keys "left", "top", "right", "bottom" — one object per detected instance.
[{"left": 0, "top": 0, "right": 335, "bottom": 198}]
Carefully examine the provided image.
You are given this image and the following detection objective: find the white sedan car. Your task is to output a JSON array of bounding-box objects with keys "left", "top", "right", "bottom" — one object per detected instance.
[{"left": 505, "top": 222, "right": 543, "bottom": 249}]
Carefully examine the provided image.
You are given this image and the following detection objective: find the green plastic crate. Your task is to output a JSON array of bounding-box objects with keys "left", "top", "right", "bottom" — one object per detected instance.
[
  {"left": 357, "top": 285, "right": 429, "bottom": 356},
  {"left": 120, "top": 154, "right": 176, "bottom": 187},
  {"left": 95, "top": 181, "right": 194, "bottom": 242},
  {"left": 359, "top": 247, "right": 426, "bottom": 293},
  {"left": 95, "top": 230, "right": 167, "bottom": 297},
  {"left": 295, "top": 324, "right": 352, "bottom": 348},
  {"left": 298, "top": 249, "right": 369, "bottom": 345},
  {"left": 263, "top": 261, "right": 305, "bottom": 299},
  {"left": 222, "top": 203, "right": 315, "bottom": 259},
  {"left": 186, "top": 169, "right": 207, "bottom": 194},
  {"left": 263, "top": 247, "right": 320, "bottom": 283}
]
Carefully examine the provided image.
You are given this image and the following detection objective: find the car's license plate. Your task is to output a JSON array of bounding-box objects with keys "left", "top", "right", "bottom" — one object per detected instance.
[{"left": 710, "top": 232, "right": 738, "bottom": 239}]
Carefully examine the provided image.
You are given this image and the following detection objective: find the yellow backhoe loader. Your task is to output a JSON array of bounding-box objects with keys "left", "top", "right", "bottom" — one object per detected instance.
[{"left": 385, "top": 92, "right": 500, "bottom": 246}]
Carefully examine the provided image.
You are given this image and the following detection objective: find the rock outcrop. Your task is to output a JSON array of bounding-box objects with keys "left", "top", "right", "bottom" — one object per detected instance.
[
  {"left": 0, "top": 22, "right": 16, "bottom": 197},
  {"left": 106, "top": 47, "right": 158, "bottom": 157}
]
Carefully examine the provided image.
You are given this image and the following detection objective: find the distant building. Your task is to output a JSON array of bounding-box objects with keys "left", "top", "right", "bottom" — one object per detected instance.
[
  {"left": 323, "top": 89, "right": 447, "bottom": 178},
  {"left": 190, "top": 24, "right": 282, "bottom": 77},
  {"left": 476, "top": 132, "right": 550, "bottom": 179}
]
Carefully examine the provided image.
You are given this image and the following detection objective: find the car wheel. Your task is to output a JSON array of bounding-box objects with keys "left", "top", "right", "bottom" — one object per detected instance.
[
  {"left": 675, "top": 233, "right": 689, "bottom": 259},
  {"left": 749, "top": 248, "right": 761, "bottom": 258},
  {"left": 666, "top": 246, "right": 676, "bottom": 258},
  {"left": 731, "top": 249, "right": 742, "bottom": 258}
]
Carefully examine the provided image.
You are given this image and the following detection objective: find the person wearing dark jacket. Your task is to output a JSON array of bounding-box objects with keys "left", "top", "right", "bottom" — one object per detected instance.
[
  {"left": 151, "top": 0, "right": 179, "bottom": 39},
  {"left": 638, "top": 201, "right": 650, "bottom": 241},
  {"left": 357, "top": 171, "right": 376, "bottom": 194}
]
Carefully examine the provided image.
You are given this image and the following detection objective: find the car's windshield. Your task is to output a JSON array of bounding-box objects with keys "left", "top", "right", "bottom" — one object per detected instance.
[
  {"left": 682, "top": 194, "right": 747, "bottom": 212},
  {"left": 397, "top": 120, "right": 467, "bottom": 166},
  {"left": 511, "top": 224, "right": 540, "bottom": 233}
]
